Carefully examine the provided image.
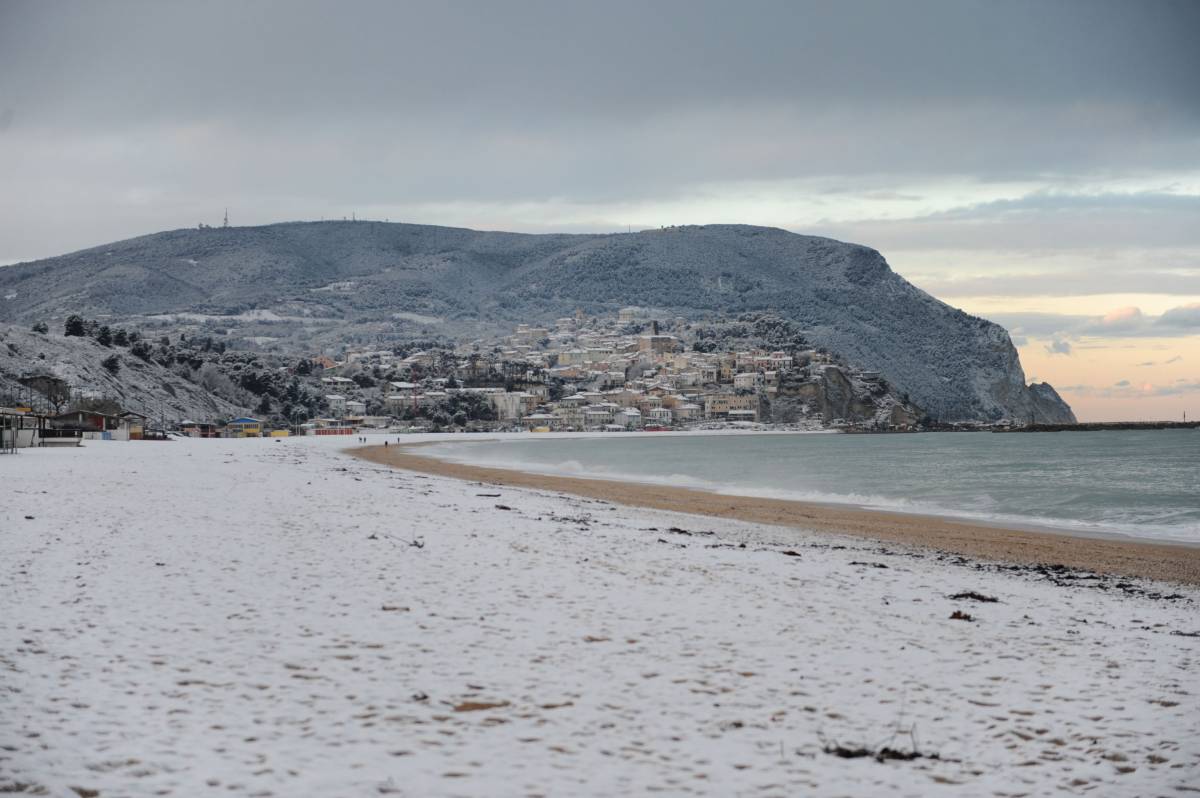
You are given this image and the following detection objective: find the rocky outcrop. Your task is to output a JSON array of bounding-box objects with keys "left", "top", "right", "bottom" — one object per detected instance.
[
  {"left": 768, "top": 365, "right": 922, "bottom": 427},
  {"left": 1026, "top": 382, "right": 1078, "bottom": 425}
]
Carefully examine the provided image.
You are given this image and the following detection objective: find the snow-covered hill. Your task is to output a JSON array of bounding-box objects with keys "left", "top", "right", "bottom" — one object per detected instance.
[
  {"left": 0, "top": 221, "right": 1075, "bottom": 422},
  {"left": 0, "top": 324, "right": 249, "bottom": 420}
]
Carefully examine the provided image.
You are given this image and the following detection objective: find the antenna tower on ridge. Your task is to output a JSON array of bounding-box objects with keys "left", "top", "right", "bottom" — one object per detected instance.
[{"left": 223, "top": 208, "right": 229, "bottom": 228}]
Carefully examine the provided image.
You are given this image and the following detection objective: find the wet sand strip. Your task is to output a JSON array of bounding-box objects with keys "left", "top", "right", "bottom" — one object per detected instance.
[{"left": 354, "top": 443, "right": 1200, "bottom": 586}]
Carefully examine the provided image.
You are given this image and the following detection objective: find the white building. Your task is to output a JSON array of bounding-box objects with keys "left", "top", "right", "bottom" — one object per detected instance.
[
  {"left": 325, "top": 394, "right": 348, "bottom": 416},
  {"left": 489, "top": 392, "right": 526, "bottom": 421},
  {"left": 618, "top": 408, "right": 643, "bottom": 429}
]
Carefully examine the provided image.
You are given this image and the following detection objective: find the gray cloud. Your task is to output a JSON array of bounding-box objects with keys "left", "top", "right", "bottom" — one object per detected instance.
[
  {"left": 4, "top": 1, "right": 1197, "bottom": 124},
  {"left": 815, "top": 192, "right": 1200, "bottom": 254},
  {"left": 991, "top": 304, "right": 1200, "bottom": 341},
  {"left": 913, "top": 264, "right": 1200, "bottom": 299},
  {"left": 989, "top": 313, "right": 1091, "bottom": 339},
  {"left": 1158, "top": 303, "right": 1200, "bottom": 328},
  {"left": 1045, "top": 339, "right": 1072, "bottom": 356},
  {"left": 0, "top": 0, "right": 1198, "bottom": 267},
  {"left": 1062, "top": 380, "right": 1200, "bottom": 399}
]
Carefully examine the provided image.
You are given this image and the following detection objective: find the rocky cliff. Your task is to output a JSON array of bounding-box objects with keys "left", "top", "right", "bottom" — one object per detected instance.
[{"left": 768, "top": 365, "right": 922, "bottom": 427}]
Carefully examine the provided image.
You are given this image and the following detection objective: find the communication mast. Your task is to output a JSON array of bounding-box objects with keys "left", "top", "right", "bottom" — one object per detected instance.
[{"left": 223, "top": 208, "right": 229, "bottom": 228}]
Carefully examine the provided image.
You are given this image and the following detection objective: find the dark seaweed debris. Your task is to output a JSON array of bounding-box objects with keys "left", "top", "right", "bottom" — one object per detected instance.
[{"left": 949, "top": 591, "right": 998, "bottom": 602}]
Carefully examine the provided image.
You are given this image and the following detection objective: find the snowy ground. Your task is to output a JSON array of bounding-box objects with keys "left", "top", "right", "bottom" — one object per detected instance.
[{"left": 2, "top": 435, "right": 1198, "bottom": 797}]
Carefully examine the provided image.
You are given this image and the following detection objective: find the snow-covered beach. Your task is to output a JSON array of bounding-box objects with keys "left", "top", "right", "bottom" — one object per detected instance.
[{"left": 3, "top": 435, "right": 1198, "bottom": 796}]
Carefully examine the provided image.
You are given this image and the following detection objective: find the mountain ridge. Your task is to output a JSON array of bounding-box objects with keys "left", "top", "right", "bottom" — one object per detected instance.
[{"left": 0, "top": 220, "right": 1075, "bottom": 423}]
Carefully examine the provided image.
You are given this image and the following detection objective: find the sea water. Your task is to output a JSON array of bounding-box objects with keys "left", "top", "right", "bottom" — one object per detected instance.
[{"left": 424, "top": 430, "right": 1200, "bottom": 544}]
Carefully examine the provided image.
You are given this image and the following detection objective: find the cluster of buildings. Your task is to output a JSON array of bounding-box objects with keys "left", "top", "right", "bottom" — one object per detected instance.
[
  {"left": 0, "top": 407, "right": 359, "bottom": 447},
  {"left": 318, "top": 309, "right": 841, "bottom": 432},
  {"left": 3, "top": 310, "right": 863, "bottom": 447},
  {"left": 178, "top": 416, "right": 377, "bottom": 439},
  {"left": 1, "top": 406, "right": 165, "bottom": 449}
]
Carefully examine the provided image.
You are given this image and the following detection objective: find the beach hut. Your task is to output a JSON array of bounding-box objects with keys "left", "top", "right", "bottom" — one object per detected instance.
[{"left": 225, "top": 417, "right": 262, "bottom": 438}]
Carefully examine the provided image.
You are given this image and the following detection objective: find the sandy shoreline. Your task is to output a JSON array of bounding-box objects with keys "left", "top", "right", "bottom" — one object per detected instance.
[{"left": 356, "top": 442, "right": 1200, "bottom": 585}]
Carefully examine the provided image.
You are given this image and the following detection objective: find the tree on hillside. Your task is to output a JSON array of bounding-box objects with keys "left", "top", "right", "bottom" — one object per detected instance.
[
  {"left": 96, "top": 325, "right": 113, "bottom": 347},
  {"left": 113, "top": 328, "right": 129, "bottom": 346},
  {"left": 284, "top": 377, "right": 302, "bottom": 404},
  {"left": 64, "top": 315, "right": 86, "bottom": 337},
  {"left": 19, "top": 374, "right": 71, "bottom": 413},
  {"left": 71, "top": 395, "right": 122, "bottom": 415},
  {"left": 101, "top": 354, "right": 121, "bottom": 375},
  {"left": 131, "top": 341, "right": 153, "bottom": 361}
]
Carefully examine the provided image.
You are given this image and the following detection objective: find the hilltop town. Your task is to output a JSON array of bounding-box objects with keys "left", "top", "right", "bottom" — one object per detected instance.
[
  {"left": 0, "top": 221, "right": 1077, "bottom": 426},
  {"left": 311, "top": 307, "right": 922, "bottom": 436},
  {"left": 2, "top": 308, "right": 923, "bottom": 444}
]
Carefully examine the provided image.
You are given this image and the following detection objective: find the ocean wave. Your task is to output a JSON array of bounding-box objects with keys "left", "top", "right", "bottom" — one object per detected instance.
[{"left": 421, "top": 437, "right": 1200, "bottom": 544}]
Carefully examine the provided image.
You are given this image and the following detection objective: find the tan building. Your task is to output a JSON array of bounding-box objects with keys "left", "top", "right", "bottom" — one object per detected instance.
[
  {"left": 617, "top": 306, "right": 645, "bottom": 323},
  {"left": 552, "top": 405, "right": 585, "bottom": 430},
  {"left": 733, "top": 372, "right": 764, "bottom": 391},
  {"left": 637, "top": 334, "right": 680, "bottom": 354},
  {"left": 704, "top": 393, "right": 759, "bottom": 419}
]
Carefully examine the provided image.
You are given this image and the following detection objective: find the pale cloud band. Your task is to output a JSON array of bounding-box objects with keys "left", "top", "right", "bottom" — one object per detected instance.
[{"left": 992, "top": 304, "right": 1200, "bottom": 342}]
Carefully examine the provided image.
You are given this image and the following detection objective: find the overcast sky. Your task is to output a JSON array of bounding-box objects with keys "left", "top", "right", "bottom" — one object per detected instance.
[{"left": 1, "top": 0, "right": 1198, "bottom": 420}]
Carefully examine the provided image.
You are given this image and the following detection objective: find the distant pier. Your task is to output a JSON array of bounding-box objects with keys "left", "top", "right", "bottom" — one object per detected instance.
[{"left": 1002, "top": 421, "right": 1200, "bottom": 433}]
